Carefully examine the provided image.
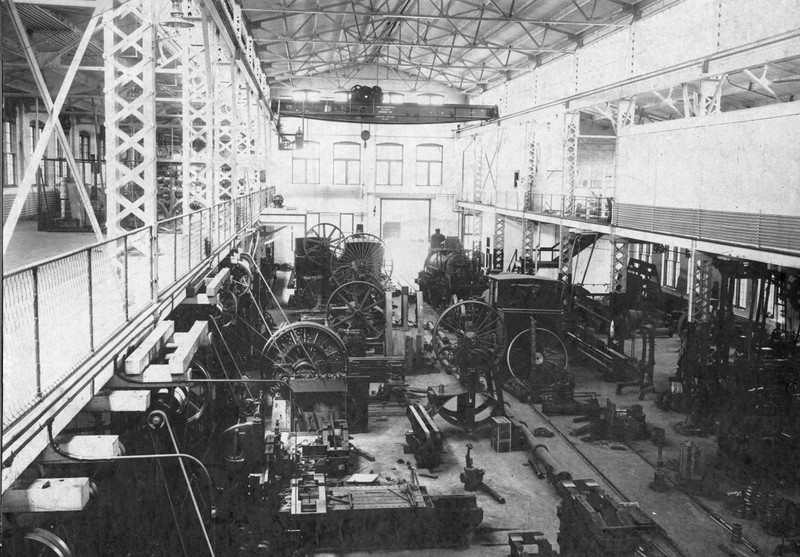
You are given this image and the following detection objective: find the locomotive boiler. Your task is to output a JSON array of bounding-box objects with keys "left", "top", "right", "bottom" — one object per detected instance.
[{"left": 416, "top": 230, "right": 486, "bottom": 309}]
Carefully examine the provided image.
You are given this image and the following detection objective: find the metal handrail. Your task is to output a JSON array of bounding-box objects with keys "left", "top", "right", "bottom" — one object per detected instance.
[{"left": 2, "top": 188, "right": 272, "bottom": 428}]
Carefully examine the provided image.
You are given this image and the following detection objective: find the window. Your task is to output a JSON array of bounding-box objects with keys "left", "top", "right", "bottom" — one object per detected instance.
[
  {"left": 662, "top": 247, "right": 680, "bottom": 289},
  {"left": 292, "top": 140, "right": 320, "bottom": 184},
  {"left": 56, "top": 140, "right": 66, "bottom": 179},
  {"left": 333, "top": 141, "right": 360, "bottom": 185},
  {"left": 79, "top": 131, "right": 92, "bottom": 160},
  {"left": 418, "top": 93, "right": 444, "bottom": 105},
  {"left": 29, "top": 120, "right": 45, "bottom": 155},
  {"left": 632, "top": 243, "right": 653, "bottom": 263},
  {"left": 98, "top": 127, "right": 105, "bottom": 159},
  {"left": 334, "top": 91, "right": 349, "bottom": 103},
  {"left": 733, "top": 279, "right": 749, "bottom": 309},
  {"left": 376, "top": 143, "right": 403, "bottom": 186},
  {"left": 3, "top": 121, "right": 16, "bottom": 187},
  {"left": 416, "top": 143, "right": 442, "bottom": 186},
  {"left": 384, "top": 92, "right": 404, "bottom": 104}
]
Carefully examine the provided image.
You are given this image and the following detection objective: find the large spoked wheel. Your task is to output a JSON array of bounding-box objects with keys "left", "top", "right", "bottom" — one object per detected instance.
[
  {"left": 185, "top": 359, "right": 213, "bottom": 424},
  {"left": 262, "top": 322, "right": 349, "bottom": 380},
  {"left": 506, "top": 327, "right": 568, "bottom": 384},
  {"left": 229, "top": 259, "right": 253, "bottom": 298},
  {"left": 6, "top": 527, "right": 75, "bottom": 557},
  {"left": 304, "top": 223, "right": 345, "bottom": 271},
  {"left": 429, "top": 301, "right": 507, "bottom": 431},
  {"left": 331, "top": 263, "right": 383, "bottom": 287},
  {"left": 432, "top": 301, "right": 507, "bottom": 373},
  {"left": 326, "top": 281, "right": 386, "bottom": 341},
  {"left": 334, "top": 233, "right": 391, "bottom": 282},
  {"left": 214, "top": 288, "right": 238, "bottom": 327}
]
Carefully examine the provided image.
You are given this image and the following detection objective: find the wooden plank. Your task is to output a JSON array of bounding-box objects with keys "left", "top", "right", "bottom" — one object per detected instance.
[
  {"left": 205, "top": 267, "right": 231, "bottom": 297},
  {"left": 141, "top": 365, "right": 174, "bottom": 383},
  {"left": 85, "top": 390, "right": 151, "bottom": 412},
  {"left": 2, "top": 477, "right": 91, "bottom": 513},
  {"left": 41, "top": 435, "right": 122, "bottom": 464},
  {"left": 169, "top": 321, "right": 209, "bottom": 375},
  {"left": 124, "top": 321, "right": 175, "bottom": 375},
  {"left": 182, "top": 294, "right": 217, "bottom": 305}
]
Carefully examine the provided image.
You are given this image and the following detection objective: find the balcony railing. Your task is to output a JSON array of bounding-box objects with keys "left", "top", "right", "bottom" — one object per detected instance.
[
  {"left": 462, "top": 193, "right": 614, "bottom": 224},
  {"left": 2, "top": 187, "right": 273, "bottom": 428}
]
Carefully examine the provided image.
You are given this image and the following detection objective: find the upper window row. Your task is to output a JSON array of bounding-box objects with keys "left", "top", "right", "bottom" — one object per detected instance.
[
  {"left": 291, "top": 90, "right": 444, "bottom": 105},
  {"left": 293, "top": 142, "right": 443, "bottom": 187}
]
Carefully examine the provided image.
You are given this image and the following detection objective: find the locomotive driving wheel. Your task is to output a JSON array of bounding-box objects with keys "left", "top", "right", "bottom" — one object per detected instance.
[
  {"left": 429, "top": 300, "right": 507, "bottom": 431},
  {"left": 506, "top": 327, "right": 568, "bottom": 386},
  {"left": 326, "top": 280, "right": 387, "bottom": 341},
  {"left": 333, "top": 233, "right": 392, "bottom": 284},
  {"left": 303, "top": 223, "right": 345, "bottom": 271},
  {"left": 261, "top": 322, "right": 349, "bottom": 380}
]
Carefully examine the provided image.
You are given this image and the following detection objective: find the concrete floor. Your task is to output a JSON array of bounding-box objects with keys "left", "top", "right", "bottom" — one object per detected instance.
[
  {"left": 3, "top": 220, "right": 98, "bottom": 273},
  {"left": 304, "top": 332, "right": 780, "bottom": 557}
]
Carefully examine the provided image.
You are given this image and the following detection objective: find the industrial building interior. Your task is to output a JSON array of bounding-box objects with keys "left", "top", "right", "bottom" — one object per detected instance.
[{"left": 1, "top": 0, "right": 799, "bottom": 555}]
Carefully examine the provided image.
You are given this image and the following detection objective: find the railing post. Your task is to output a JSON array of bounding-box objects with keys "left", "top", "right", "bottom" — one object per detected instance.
[
  {"left": 32, "top": 267, "right": 42, "bottom": 397},
  {"left": 123, "top": 234, "right": 130, "bottom": 320},
  {"left": 87, "top": 248, "right": 94, "bottom": 351},
  {"left": 150, "top": 225, "right": 158, "bottom": 301},
  {"left": 173, "top": 221, "right": 179, "bottom": 281},
  {"left": 188, "top": 212, "right": 193, "bottom": 268}
]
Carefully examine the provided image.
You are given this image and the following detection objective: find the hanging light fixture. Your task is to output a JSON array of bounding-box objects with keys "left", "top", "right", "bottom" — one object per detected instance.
[{"left": 163, "top": 0, "right": 193, "bottom": 28}]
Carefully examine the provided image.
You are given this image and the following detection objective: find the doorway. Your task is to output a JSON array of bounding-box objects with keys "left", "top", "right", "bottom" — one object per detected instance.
[{"left": 380, "top": 198, "right": 431, "bottom": 284}]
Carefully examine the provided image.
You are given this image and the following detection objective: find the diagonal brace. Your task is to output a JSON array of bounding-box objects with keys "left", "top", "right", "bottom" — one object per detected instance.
[{"left": 4, "top": 0, "right": 104, "bottom": 254}]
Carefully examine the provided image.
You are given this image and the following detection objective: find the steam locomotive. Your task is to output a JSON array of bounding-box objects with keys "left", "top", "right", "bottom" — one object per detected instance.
[{"left": 416, "top": 229, "right": 486, "bottom": 309}]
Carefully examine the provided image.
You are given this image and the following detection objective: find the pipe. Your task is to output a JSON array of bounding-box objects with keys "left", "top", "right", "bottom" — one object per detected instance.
[
  {"left": 505, "top": 411, "right": 572, "bottom": 482},
  {"left": 531, "top": 444, "right": 573, "bottom": 483},
  {"left": 46, "top": 420, "right": 217, "bottom": 546}
]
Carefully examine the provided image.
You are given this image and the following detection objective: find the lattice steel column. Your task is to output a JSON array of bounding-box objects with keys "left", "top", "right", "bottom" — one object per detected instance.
[
  {"left": 522, "top": 220, "right": 536, "bottom": 273},
  {"left": 562, "top": 112, "right": 578, "bottom": 218},
  {"left": 255, "top": 102, "right": 267, "bottom": 190},
  {"left": 214, "top": 40, "right": 236, "bottom": 202},
  {"left": 558, "top": 226, "right": 573, "bottom": 284},
  {"left": 181, "top": 7, "right": 213, "bottom": 211},
  {"left": 610, "top": 235, "right": 629, "bottom": 294},
  {"left": 473, "top": 142, "right": 484, "bottom": 205},
  {"left": 688, "top": 250, "right": 713, "bottom": 322},
  {"left": 103, "top": 0, "right": 158, "bottom": 236},
  {"left": 471, "top": 142, "right": 484, "bottom": 264},
  {"left": 523, "top": 122, "right": 537, "bottom": 211},
  {"left": 493, "top": 214, "right": 505, "bottom": 271},
  {"left": 235, "top": 75, "right": 253, "bottom": 194}
]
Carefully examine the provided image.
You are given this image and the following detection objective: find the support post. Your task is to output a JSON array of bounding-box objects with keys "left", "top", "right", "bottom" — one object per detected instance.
[
  {"left": 558, "top": 225, "right": 572, "bottom": 285},
  {"left": 688, "top": 250, "right": 713, "bottom": 323},
  {"left": 611, "top": 236, "right": 629, "bottom": 294},
  {"left": 104, "top": 0, "right": 158, "bottom": 237},
  {"left": 493, "top": 213, "right": 505, "bottom": 271},
  {"left": 523, "top": 122, "right": 536, "bottom": 211},
  {"left": 3, "top": 1, "right": 103, "bottom": 253},
  {"left": 522, "top": 220, "right": 536, "bottom": 274},
  {"left": 181, "top": 7, "right": 213, "bottom": 212},
  {"left": 562, "top": 112, "right": 578, "bottom": 218}
]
